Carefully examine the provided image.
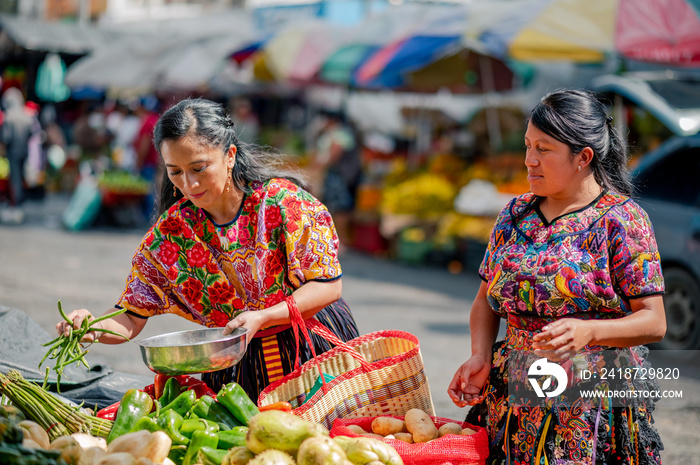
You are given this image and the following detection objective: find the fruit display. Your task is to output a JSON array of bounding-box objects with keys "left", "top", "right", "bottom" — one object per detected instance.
[{"left": 97, "top": 171, "right": 151, "bottom": 196}]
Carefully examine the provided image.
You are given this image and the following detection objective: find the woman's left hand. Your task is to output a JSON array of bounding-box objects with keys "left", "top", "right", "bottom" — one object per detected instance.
[
  {"left": 223, "top": 311, "right": 267, "bottom": 342},
  {"left": 532, "top": 318, "right": 594, "bottom": 360}
]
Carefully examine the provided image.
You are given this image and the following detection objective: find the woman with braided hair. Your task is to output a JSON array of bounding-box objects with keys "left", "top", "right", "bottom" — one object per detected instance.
[
  {"left": 57, "top": 98, "right": 359, "bottom": 401},
  {"left": 449, "top": 89, "right": 666, "bottom": 464}
]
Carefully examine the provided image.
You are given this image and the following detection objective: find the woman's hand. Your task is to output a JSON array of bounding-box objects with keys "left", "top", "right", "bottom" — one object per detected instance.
[
  {"left": 55, "top": 309, "right": 99, "bottom": 343},
  {"left": 223, "top": 311, "right": 268, "bottom": 340},
  {"left": 532, "top": 318, "right": 594, "bottom": 360},
  {"left": 447, "top": 354, "right": 491, "bottom": 408}
]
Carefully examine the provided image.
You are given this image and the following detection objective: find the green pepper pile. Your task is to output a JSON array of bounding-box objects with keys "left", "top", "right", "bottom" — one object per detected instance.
[{"left": 108, "top": 377, "right": 259, "bottom": 465}]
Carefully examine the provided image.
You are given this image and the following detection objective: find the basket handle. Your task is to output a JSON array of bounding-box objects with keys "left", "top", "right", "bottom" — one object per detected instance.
[{"left": 286, "top": 296, "right": 371, "bottom": 379}]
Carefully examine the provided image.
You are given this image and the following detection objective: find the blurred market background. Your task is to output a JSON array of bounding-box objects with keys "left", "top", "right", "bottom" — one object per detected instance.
[
  {"left": 1, "top": 1, "right": 700, "bottom": 462},
  {"left": 0, "top": 0, "right": 699, "bottom": 271}
]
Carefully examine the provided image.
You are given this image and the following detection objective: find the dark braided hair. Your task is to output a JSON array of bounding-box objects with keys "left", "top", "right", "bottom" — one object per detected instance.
[
  {"left": 528, "top": 89, "right": 634, "bottom": 196},
  {"left": 152, "top": 98, "right": 307, "bottom": 220}
]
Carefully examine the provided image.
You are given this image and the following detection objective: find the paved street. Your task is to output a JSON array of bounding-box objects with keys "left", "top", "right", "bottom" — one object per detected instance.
[{"left": 1, "top": 194, "right": 698, "bottom": 464}]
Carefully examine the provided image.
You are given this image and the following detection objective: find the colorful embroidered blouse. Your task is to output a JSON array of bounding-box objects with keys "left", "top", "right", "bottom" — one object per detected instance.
[
  {"left": 479, "top": 191, "right": 664, "bottom": 332},
  {"left": 117, "top": 178, "right": 341, "bottom": 327}
]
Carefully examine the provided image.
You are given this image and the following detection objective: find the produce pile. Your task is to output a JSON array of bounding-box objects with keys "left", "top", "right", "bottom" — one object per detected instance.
[
  {"left": 344, "top": 409, "right": 476, "bottom": 443},
  {"left": 0, "top": 372, "right": 407, "bottom": 465},
  {"left": 97, "top": 171, "right": 151, "bottom": 196}
]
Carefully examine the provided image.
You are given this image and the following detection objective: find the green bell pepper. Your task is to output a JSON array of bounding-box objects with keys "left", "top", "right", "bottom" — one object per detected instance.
[
  {"left": 129, "top": 416, "right": 162, "bottom": 433},
  {"left": 191, "top": 395, "right": 243, "bottom": 430},
  {"left": 217, "top": 426, "right": 248, "bottom": 449},
  {"left": 157, "top": 409, "right": 190, "bottom": 446},
  {"left": 179, "top": 418, "right": 219, "bottom": 438},
  {"left": 153, "top": 389, "right": 197, "bottom": 418},
  {"left": 107, "top": 389, "right": 154, "bottom": 443},
  {"left": 169, "top": 446, "right": 187, "bottom": 465},
  {"left": 217, "top": 382, "right": 259, "bottom": 426},
  {"left": 198, "top": 446, "right": 229, "bottom": 465},
  {"left": 183, "top": 429, "right": 218, "bottom": 465},
  {"left": 160, "top": 377, "right": 182, "bottom": 406}
]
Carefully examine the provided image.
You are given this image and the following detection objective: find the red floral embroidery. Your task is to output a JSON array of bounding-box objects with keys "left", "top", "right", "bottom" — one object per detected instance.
[
  {"left": 206, "top": 262, "right": 219, "bottom": 274},
  {"left": 265, "top": 254, "right": 284, "bottom": 277},
  {"left": 209, "top": 310, "right": 230, "bottom": 327},
  {"left": 160, "top": 217, "right": 184, "bottom": 236},
  {"left": 232, "top": 297, "right": 245, "bottom": 310},
  {"left": 181, "top": 277, "right": 203, "bottom": 303},
  {"left": 268, "top": 184, "right": 281, "bottom": 196},
  {"left": 186, "top": 243, "right": 209, "bottom": 268},
  {"left": 208, "top": 281, "right": 235, "bottom": 304},
  {"left": 238, "top": 228, "right": 251, "bottom": 246},
  {"left": 167, "top": 266, "right": 179, "bottom": 281},
  {"left": 263, "top": 275, "right": 276, "bottom": 290},
  {"left": 265, "top": 206, "right": 283, "bottom": 230},
  {"left": 145, "top": 233, "right": 154, "bottom": 247},
  {"left": 158, "top": 240, "right": 180, "bottom": 266}
]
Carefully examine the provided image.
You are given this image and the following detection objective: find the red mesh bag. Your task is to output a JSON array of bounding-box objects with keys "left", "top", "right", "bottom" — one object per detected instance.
[{"left": 330, "top": 415, "right": 489, "bottom": 465}]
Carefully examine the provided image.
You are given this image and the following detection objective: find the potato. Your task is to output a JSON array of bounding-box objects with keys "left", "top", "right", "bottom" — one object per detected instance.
[
  {"left": 97, "top": 452, "right": 136, "bottom": 465},
  {"left": 460, "top": 427, "right": 478, "bottom": 436},
  {"left": 360, "top": 433, "right": 385, "bottom": 439},
  {"left": 347, "top": 425, "right": 368, "bottom": 435},
  {"left": 78, "top": 447, "right": 107, "bottom": 465},
  {"left": 404, "top": 409, "right": 438, "bottom": 443},
  {"left": 438, "top": 423, "right": 463, "bottom": 437},
  {"left": 371, "top": 417, "right": 407, "bottom": 436},
  {"left": 392, "top": 433, "right": 413, "bottom": 443}
]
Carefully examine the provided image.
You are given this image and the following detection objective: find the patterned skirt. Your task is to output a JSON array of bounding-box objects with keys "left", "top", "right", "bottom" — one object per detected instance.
[
  {"left": 465, "top": 325, "right": 664, "bottom": 465},
  {"left": 202, "top": 298, "right": 359, "bottom": 403}
]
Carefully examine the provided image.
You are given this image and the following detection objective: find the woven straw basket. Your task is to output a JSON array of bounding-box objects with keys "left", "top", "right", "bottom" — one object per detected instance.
[{"left": 258, "top": 322, "right": 435, "bottom": 430}]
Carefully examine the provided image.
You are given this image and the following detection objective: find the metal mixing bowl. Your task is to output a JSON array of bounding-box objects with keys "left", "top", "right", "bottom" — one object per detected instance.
[{"left": 135, "top": 327, "right": 248, "bottom": 375}]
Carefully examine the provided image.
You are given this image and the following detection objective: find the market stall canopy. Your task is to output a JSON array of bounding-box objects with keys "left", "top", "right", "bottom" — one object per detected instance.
[
  {"left": 258, "top": 19, "right": 350, "bottom": 83},
  {"left": 65, "top": 9, "right": 261, "bottom": 95},
  {"left": 318, "top": 5, "right": 437, "bottom": 86},
  {"left": 462, "top": 0, "right": 618, "bottom": 63},
  {"left": 615, "top": 0, "right": 700, "bottom": 66},
  {"left": 354, "top": 4, "right": 474, "bottom": 89},
  {"left": 0, "top": 14, "right": 121, "bottom": 55},
  {"left": 403, "top": 48, "right": 515, "bottom": 94}
]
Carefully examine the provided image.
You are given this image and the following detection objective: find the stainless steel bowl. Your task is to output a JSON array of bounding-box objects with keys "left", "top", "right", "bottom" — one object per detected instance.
[{"left": 135, "top": 327, "right": 248, "bottom": 375}]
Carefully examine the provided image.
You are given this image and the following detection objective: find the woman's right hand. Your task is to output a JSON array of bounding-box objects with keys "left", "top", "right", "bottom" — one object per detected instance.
[
  {"left": 448, "top": 353, "right": 491, "bottom": 408},
  {"left": 55, "top": 309, "right": 98, "bottom": 343}
]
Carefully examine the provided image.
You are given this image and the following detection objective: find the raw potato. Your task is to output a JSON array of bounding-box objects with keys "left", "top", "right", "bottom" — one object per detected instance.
[
  {"left": 50, "top": 435, "right": 83, "bottom": 464},
  {"left": 78, "top": 447, "right": 107, "bottom": 465},
  {"left": 19, "top": 420, "right": 51, "bottom": 449},
  {"left": 392, "top": 433, "right": 413, "bottom": 443},
  {"left": 361, "top": 433, "right": 385, "bottom": 439},
  {"left": 347, "top": 425, "right": 368, "bottom": 435},
  {"left": 460, "top": 428, "right": 477, "bottom": 435},
  {"left": 371, "top": 417, "right": 407, "bottom": 436},
  {"left": 438, "top": 423, "right": 463, "bottom": 437},
  {"left": 22, "top": 438, "right": 42, "bottom": 449},
  {"left": 72, "top": 433, "right": 107, "bottom": 450},
  {"left": 404, "top": 409, "right": 438, "bottom": 443},
  {"left": 106, "top": 430, "right": 172, "bottom": 463},
  {"left": 97, "top": 452, "right": 136, "bottom": 465}
]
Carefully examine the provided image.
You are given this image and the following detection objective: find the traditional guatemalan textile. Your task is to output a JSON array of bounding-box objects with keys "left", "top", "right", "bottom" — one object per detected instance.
[
  {"left": 116, "top": 178, "right": 359, "bottom": 401},
  {"left": 466, "top": 191, "right": 665, "bottom": 465}
]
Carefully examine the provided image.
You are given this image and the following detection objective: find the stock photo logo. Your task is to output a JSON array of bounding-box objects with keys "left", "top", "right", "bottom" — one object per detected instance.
[{"left": 527, "top": 358, "right": 568, "bottom": 398}]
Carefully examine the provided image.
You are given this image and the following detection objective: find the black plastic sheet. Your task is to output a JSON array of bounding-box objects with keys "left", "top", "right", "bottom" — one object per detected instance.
[{"left": 0, "top": 305, "right": 152, "bottom": 409}]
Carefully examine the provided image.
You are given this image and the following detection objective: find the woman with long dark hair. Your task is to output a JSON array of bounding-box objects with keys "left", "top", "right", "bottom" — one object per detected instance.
[
  {"left": 57, "top": 98, "right": 359, "bottom": 401},
  {"left": 449, "top": 89, "right": 666, "bottom": 464}
]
